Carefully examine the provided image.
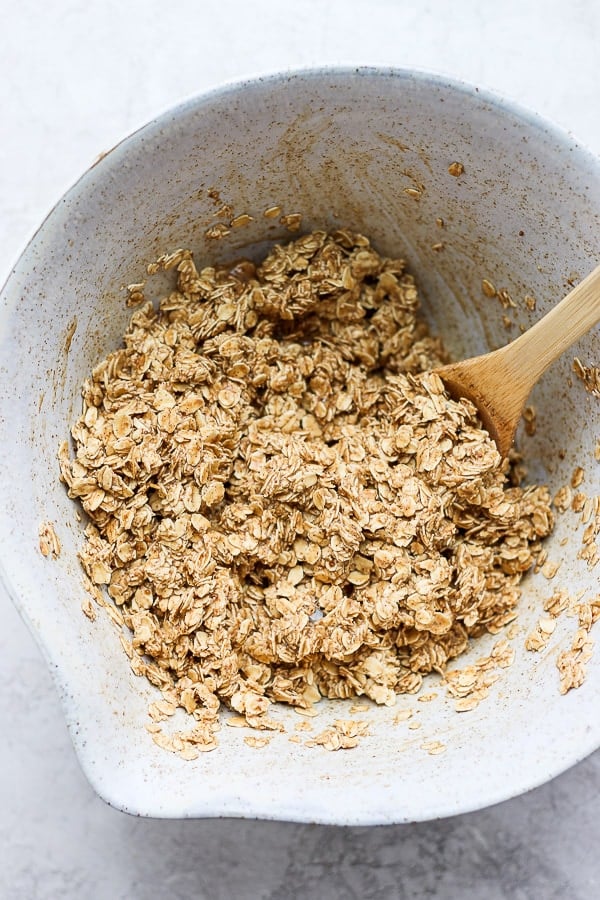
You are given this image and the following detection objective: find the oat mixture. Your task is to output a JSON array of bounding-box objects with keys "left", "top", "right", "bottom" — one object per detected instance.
[{"left": 59, "top": 230, "right": 554, "bottom": 753}]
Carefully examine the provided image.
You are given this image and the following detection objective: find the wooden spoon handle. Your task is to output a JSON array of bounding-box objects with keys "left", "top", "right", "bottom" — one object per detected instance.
[{"left": 499, "top": 262, "right": 600, "bottom": 388}]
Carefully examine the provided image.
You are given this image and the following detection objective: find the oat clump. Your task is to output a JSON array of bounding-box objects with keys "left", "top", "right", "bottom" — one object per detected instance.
[{"left": 59, "top": 230, "right": 553, "bottom": 753}]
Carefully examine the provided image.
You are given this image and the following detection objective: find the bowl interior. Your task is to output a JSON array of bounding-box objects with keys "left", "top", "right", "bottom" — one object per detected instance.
[{"left": 1, "top": 69, "right": 600, "bottom": 822}]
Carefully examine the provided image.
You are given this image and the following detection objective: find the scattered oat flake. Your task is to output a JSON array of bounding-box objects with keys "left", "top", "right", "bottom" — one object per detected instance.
[
  {"left": 417, "top": 692, "right": 438, "bottom": 703},
  {"left": 244, "top": 735, "right": 272, "bottom": 748},
  {"left": 279, "top": 213, "right": 302, "bottom": 231},
  {"left": 454, "top": 696, "right": 480, "bottom": 712},
  {"left": 294, "top": 706, "right": 319, "bottom": 718},
  {"left": 448, "top": 162, "right": 464, "bottom": 177},
  {"left": 205, "top": 223, "right": 231, "bottom": 240},
  {"left": 264, "top": 205, "right": 282, "bottom": 219},
  {"left": 226, "top": 716, "right": 248, "bottom": 729},
  {"left": 523, "top": 405, "right": 536, "bottom": 436},
  {"left": 431, "top": 242, "right": 444, "bottom": 252},
  {"left": 126, "top": 282, "right": 146, "bottom": 307},
  {"left": 542, "top": 559, "right": 562, "bottom": 579},
  {"left": 571, "top": 466, "right": 585, "bottom": 488},
  {"left": 148, "top": 699, "right": 177, "bottom": 721},
  {"left": 38, "top": 521, "right": 61, "bottom": 558},
  {"left": 573, "top": 358, "right": 600, "bottom": 397},
  {"left": 307, "top": 719, "right": 369, "bottom": 751},
  {"left": 393, "top": 709, "right": 413, "bottom": 724},
  {"left": 404, "top": 187, "right": 422, "bottom": 200},
  {"left": 497, "top": 288, "right": 517, "bottom": 309},
  {"left": 482, "top": 278, "right": 497, "bottom": 298},
  {"left": 553, "top": 484, "right": 572, "bottom": 513},
  {"left": 578, "top": 543, "right": 600, "bottom": 569},
  {"left": 525, "top": 295, "right": 537, "bottom": 311},
  {"left": 486, "top": 610, "right": 518, "bottom": 635},
  {"left": 557, "top": 647, "right": 588, "bottom": 694},
  {"left": 231, "top": 214, "right": 253, "bottom": 228},
  {"left": 295, "top": 720, "right": 313, "bottom": 732},
  {"left": 525, "top": 617, "right": 556, "bottom": 652},
  {"left": 64, "top": 317, "right": 78, "bottom": 353},
  {"left": 179, "top": 745, "right": 200, "bottom": 761},
  {"left": 151, "top": 730, "right": 173, "bottom": 752},
  {"left": 493, "top": 642, "right": 516, "bottom": 668},
  {"left": 81, "top": 596, "right": 96, "bottom": 621},
  {"left": 145, "top": 722, "right": 162, "bottom": 734},
  {"left": 552, "top": 582, "right": 600, "bottom": 694},
  {"left": 408, "top": 721, "right": 422, "bottom": 730},
  {"left": 582, "top": 496, "right": 596, "bottom": 525},
  {"left": 214, "top": 203, "right": 234, "bottom": 219},
  {"left": 421, "top": 740, "right": 446, "bottom": 755},
  {"left": 544, "top": 588, "right": 571, "bottom": 617}
]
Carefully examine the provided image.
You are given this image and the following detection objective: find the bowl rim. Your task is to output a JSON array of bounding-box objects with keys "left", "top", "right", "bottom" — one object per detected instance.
[
  {"left": 3, "top": 62, "right": 600, "bottom": 296},
  {"left": 2, "top": 65, "right": 600, "bottom": 823}
]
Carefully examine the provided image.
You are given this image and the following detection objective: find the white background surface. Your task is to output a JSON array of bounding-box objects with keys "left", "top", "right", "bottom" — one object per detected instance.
[{"left": 1, "top": 1, "right": 600, "bottom": 897}]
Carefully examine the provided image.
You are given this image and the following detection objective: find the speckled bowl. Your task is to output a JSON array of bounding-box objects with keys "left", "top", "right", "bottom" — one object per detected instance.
[{"left": 1, "top": 68, "right": 599, "bottom": 823}]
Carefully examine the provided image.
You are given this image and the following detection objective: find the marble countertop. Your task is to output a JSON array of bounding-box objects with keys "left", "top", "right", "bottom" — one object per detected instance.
[{"left": 1, "top": 1, "right": 600, "bottom": 897}]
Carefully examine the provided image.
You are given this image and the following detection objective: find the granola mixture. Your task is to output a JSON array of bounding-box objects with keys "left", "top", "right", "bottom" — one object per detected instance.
[{"left": 59, "top": 230, "right": 554, "bottom": 754}]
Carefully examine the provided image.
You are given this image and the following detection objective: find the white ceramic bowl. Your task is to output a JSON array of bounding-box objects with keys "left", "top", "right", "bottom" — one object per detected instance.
[{"left": 1, "top": 68, "right": 600, "bottom": 823}]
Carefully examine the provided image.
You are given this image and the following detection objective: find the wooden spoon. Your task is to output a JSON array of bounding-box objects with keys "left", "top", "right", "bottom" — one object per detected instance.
[{"left": 436, "top": 263, "right": 600, "bottom": 457}]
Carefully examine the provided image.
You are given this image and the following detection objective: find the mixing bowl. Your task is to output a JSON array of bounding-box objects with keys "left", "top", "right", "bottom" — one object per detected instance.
[{"left": 1, "top": 68, "right": 599, "bottom": 823}]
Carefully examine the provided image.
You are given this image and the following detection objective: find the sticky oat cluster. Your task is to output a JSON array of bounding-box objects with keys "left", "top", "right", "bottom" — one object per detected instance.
[{"left": 60, "top": 230, "right": 553, "bottom": 756}]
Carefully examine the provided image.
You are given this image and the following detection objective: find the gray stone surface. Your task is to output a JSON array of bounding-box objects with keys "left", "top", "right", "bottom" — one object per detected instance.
[{"left": 2, "top": 0, "right": 600, "bottom": 896}]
